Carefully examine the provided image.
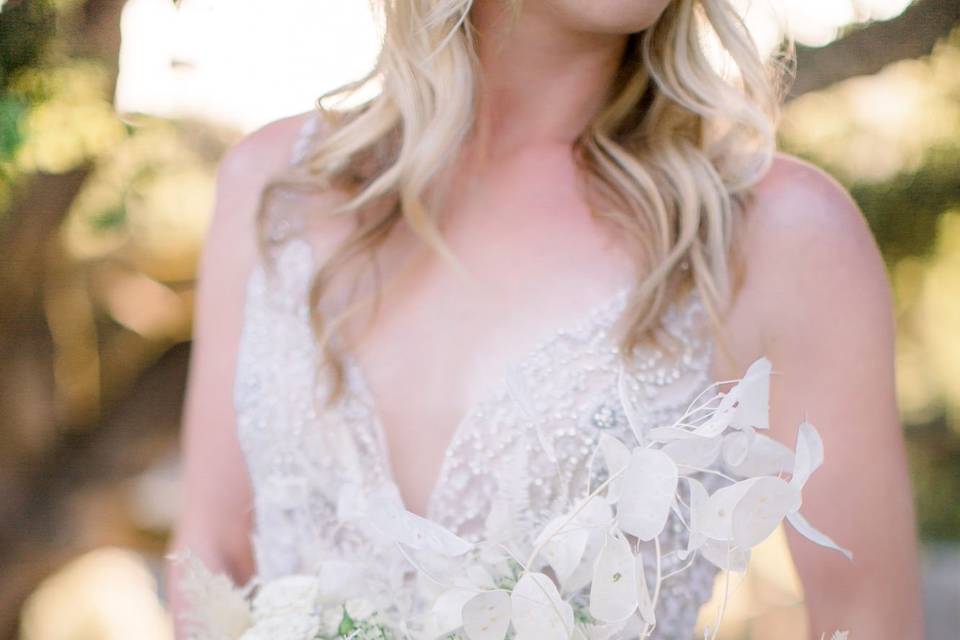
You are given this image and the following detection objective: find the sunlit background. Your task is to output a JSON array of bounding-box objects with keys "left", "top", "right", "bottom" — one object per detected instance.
[{"left": 0, "top": 0, "right": 958, "bottom": 638}]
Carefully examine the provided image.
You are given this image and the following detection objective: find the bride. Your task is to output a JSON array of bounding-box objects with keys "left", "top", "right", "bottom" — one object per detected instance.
[{"left": 166, "top": 0, "right": 923, "bottom": 637}]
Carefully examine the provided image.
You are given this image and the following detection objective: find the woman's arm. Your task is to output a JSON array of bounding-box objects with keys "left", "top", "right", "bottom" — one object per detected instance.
[
  {"left": 736, "top": 154, "right": 924, "bottom": 637},
  {"left": 164, "top": 112, "right": 318, "bottom": 634}
]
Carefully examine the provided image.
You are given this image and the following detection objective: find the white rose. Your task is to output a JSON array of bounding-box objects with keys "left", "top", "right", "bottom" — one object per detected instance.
[
  {"left": 344, "top": 597, "right": 375, "bottom": 621},
  {"left": 320, "top": 605, "right": 345, "bottom": 636},
  {"left": 238, "top": 614, "right": 320, "bottom": 640},
  {"left": 251, "top": 575, "right": 320, "bottom": 620},
  {"left": 315, "top": 561, "right": 366, "bottom": 603}
]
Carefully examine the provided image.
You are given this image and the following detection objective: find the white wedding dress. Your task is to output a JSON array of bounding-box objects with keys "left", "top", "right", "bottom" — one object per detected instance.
[{"left": 232, "top": 116, "right": 721, "bottom": 639}]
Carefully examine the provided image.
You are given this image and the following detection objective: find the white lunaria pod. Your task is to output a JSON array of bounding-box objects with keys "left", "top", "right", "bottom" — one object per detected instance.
[
  {"left": 617, "top": 448, "right": 679, "bottom": 541},
  {"left": 536, "top": 515, "right": 588, "bottom": 585},
  {"left": 535, "top": 497, "right": 613, "bottom": 588},
  {"left": 663, "top": 435, "right": 723, "bottom": 472},
  {"left": 700, "top": 478, "right": 763, "bottom": 542},
  {"left": 617, "top": 360, "right": 647, "bottom": 445},
  {"left": 690, "top": 388, "right": 739, "bottom": 438},
  {"left": 725, "top": 433, "right": 795, "bottom": 477},
  {"left": 784, "top": 421, "right": 853, "bottom": 559},
  {"left": 790, "top": 420, "right": 824, "bottom": 492},
  {"left": 721, "top": 429, "right": 755, "bottom": 467},
  {"left": 462, "top": 590, "right": 511, "bottom": 640},
  {"left": 561, "top": 520, "right": 608, "bottom": 594},
  {"left": 598, "top": 433, "right": 631, "bottom": 503},
  {"left": 787, "top": 510, "right": 854, "bottom": 561},
  {"left": 692, "top": 356, "right": 772, "bottom": 438},
  {"left": 511, "top": 573, "right": 574, "bottom": 640},
  {"left": 179, "top": 355, "right": 857, "bottom": 640},
  {"left": 681, "top": 477, "right": 710, "bottom": 559},
  {"left": 589, "top": 532, "right": 638, "bottom": 623},
  {"left": 430, "top": 589, "right": 476, "bottom": 637},
  {"left": 731, "top": 476, "right": 800, "bottom": 548},
  {"left": 646, "top": 425, "right": 699, "bottom": 442},
  {"left": 729, "top": 357, "right": 772, "bottom": 430},
  {"left": 700, "top": 539, "right": 751, "bottom": 573},
  {"left": 635, "top": 552, "right": 656, "bottom": 625}
]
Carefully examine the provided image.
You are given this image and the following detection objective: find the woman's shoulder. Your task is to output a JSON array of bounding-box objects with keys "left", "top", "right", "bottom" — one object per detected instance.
[
  {"left": 745, "top": 151, "right": 868, "bottom": 245},
  {"left": 216, "top": 110, "right": 321, "bottom": 198},
  {"left": 203, "top": 110, "right": 336, "bottom": 265},
  {"left": 730, "top": 150, "right": 893, "bottom": 353},
  {"left": 739, "top": 151, "right": 889, "bottom": 299}
]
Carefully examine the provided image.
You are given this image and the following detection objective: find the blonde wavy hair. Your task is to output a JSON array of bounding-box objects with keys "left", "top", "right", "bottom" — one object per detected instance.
[{"left": 256, "top": 0, "right": 794, "bottom": 408}]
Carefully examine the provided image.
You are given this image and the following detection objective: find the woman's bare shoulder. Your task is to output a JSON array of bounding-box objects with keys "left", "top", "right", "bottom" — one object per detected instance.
[
  {"left": 744, "top": 151, "right": 872, "bottom": 249},
  {"left": 717, "top": 151, "right": 893, "bottom": 378},
  {"left": 214, "top": 110, "right": 321, "bottom": 219},
  {"left": 738, "top": 151, "right": 891, "bottom": 320},
  {"left": 202, "top": 110, "right": 329, "bottom": 263}
]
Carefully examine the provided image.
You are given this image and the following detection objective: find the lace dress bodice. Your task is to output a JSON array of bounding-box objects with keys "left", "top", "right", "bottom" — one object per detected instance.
[{"left": 231, "top": 116, "right": 722, "bottom": 640}]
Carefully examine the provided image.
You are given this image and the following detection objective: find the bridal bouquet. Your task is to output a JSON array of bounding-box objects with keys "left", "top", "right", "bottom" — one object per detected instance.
[{"left": 172, "top": 356, "right": 852, "bottom": 640}]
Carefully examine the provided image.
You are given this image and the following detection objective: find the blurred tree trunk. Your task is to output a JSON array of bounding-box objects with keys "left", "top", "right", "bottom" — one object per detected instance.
[
  {"left": 0, "top": 0, "right": 186, "bottom": 637},
  {"left": 791, "top": 0, "right": 960, "bottom": 97}
]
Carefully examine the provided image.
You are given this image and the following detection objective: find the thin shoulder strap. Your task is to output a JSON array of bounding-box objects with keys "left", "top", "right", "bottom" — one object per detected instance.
[{"left": 289, "top": 110, "right": 323, "bottom": 166}]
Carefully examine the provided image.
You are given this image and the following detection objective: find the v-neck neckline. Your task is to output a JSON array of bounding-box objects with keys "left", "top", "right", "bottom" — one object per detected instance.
[{"left": 336, "top": 282, "right": 634, "bottom": 521}]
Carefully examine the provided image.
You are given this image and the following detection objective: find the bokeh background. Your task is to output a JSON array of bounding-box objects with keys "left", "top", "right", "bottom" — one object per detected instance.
[{"left": 0, "top": 0, "right": 958, "bottom": 638}]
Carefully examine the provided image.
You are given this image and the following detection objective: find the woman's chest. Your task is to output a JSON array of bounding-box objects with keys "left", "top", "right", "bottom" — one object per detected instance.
[{"left": 232, "top": 238, "right": 717, "bottom": 543}]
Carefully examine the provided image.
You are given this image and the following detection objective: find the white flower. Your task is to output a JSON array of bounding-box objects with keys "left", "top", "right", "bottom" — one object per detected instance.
[
  {"left": 237, "top": 614, "right": 320, "bottom": 640},
  {"left": 320, "top": 605, "right": 345, "bottom": 637},
  {"left": 251, "top": 575, "right": 319, "bottom": 621},
  {"left": 314, "top": 561, "right": 367, "bottom": 604},
  {"left": 344, "top": 597, "right": 376, "bottom": 621}
]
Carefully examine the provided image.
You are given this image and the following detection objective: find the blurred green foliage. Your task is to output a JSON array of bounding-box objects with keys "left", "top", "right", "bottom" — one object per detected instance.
[
  {"left": 0, "top": 95, "right": 27, "bottom": 161},
  {"left": 0, "top": 0, "right": 56, "bottom": 85}
]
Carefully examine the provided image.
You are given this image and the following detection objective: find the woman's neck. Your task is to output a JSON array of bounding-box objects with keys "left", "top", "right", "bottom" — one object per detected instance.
[{"left": 466, "top": 1, "right": 629, "bottom": 163}]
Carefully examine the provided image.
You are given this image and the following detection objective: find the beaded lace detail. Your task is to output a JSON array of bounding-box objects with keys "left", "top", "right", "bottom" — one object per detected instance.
[
  {"left": 233, "top": 112, "right": 721, "bottom": 638},
  {"left": 234, "top": 238, "right": 722, "bottom": 638}
]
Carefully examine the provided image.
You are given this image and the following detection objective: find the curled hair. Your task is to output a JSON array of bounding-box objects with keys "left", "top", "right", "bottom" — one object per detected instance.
[{"left": 255, "top": 0, "right": 795, "bottom": 408}]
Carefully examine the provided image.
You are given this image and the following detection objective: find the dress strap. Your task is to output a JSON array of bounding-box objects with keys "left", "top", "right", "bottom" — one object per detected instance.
[{"left": 289, "top": 110, "right": 324, "bottom": 166}]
